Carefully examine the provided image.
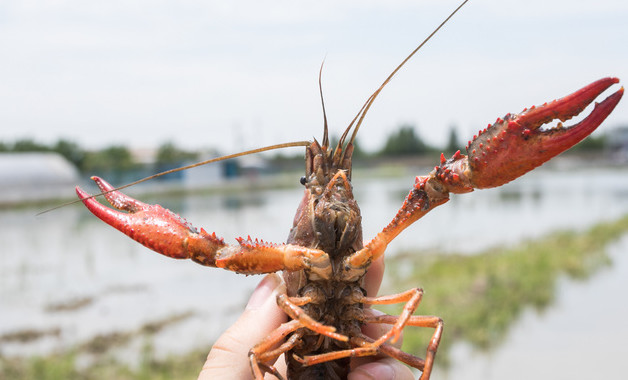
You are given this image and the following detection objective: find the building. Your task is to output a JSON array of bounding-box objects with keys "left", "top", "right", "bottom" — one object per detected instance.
[{"left": 0, "top": 152, "right": 79, "bottom": 205}]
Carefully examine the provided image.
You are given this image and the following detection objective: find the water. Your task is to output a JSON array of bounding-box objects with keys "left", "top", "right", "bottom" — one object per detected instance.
[{"left": 1, "top": 163, "right": 628, "bottom": 378}]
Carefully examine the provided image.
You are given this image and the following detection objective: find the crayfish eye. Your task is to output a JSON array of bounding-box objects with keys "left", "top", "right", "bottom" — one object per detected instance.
[{"left": 300, "top": 176, "right": 307, "bottom": 186}]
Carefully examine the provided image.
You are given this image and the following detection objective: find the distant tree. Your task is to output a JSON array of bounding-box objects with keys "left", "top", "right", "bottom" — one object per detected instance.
[
  {"left": 155, "top": 142, "right": 198, "bottom": 167},
  {"left": 104, "top": 145, "right": 135, "bottom": 171},
  {"left": 82, "top": 145, "right": 136, "bottom": 173},
  {"left": 53, "top": 139, "right": 85, "bottom": 169},
  {"left": 12, "top": 138, "right": 49, "bottom": 152},
  {"left": 445, "top": 126, "right": 462, "bottom": 154},
  {"left": 379, "top": 124, "right": 430, "bottom": 156},
  {"left": 570, "top": 135, "right": 606, "bottom": 152}
]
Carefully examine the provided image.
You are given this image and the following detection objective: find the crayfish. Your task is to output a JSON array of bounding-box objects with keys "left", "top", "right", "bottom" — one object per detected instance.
[{"left": 74, "top": 2, "right": 623, "bottom": 379}]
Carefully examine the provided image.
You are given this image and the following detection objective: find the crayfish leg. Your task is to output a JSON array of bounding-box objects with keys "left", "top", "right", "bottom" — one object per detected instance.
[
  {"left": 360, "top": 287, "right": 425, "bottom": 345},
  {"left": 364, "top": 313, "right": 443, "bottom": 379},
  {"left": 353, "top": 335, "right": 429, "bottom": 372},
  {"left": 294, "top": 288, "right": 443, "bottom": 379},
  {"left": 248, "top": 320, "right": 302, "bottom": 380},
  {"left": 276, "top": 294, "right": 349, "bottom": 342}
]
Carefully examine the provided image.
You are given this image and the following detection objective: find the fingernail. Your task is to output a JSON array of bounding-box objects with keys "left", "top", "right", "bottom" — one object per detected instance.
[{"left": 245, "top": 274, "right": 281, "bottom": 311}]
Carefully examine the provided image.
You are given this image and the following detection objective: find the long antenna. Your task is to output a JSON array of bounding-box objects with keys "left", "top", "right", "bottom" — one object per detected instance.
[
  {"left": 341, "top": 0, "right": 470, "bottom": 159},
  {"left": 37, "top": 140, "right": 310, "bottom": 215},
  {"left": 319, "top": 59, "right": 330, "bottom": 148}
]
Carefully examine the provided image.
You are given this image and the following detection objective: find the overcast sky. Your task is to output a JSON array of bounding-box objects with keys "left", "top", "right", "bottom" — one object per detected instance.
[{"left": 1, "top": 0, "right": 627, "bottom": 154}]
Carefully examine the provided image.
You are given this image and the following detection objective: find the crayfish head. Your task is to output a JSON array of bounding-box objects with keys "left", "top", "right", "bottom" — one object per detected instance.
[{"left": 287, "top": 139, "right": 363, "bottom": 265}]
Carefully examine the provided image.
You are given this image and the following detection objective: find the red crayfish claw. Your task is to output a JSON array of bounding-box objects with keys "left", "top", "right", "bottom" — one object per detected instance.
[
  {"left": 467, "top": 77, "right": 623, "bottom": 189},
  {"left": 76, "top": 176, "right": 225, "bottom": 264}
]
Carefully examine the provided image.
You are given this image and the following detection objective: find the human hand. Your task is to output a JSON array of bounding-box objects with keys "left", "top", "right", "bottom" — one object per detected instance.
[{"left": 198, "top": 256, "right": 415, "bottom": 379}]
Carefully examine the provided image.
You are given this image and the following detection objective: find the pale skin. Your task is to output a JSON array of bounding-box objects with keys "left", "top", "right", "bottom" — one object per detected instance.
[{"left": 199, "top": 256, "right": 415, "bottom": 380}]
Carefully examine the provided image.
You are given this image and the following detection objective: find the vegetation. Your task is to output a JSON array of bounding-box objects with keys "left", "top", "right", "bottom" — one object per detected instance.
[
  {"left": 52, "top": 139, "right": 85, "bottom": 169},
  {"left": 155, "top": 142, "right": 199, "bottom": 168},
  {"left": 0, "top": 347, "right": 206, "bottom": 380},
  {"left": 82, "top": 145, "right": 136, "bottom": 174},
  {"left": 570, "top": 133, "right": 606, "bottom": 151},
  {"left": 444, "top": 126, "right": 462, "bottom": 155},
  {"left": 378, "top": 124, "right": 434, "bottom": 156},
  {"left": 0, "top": 312, "right": 200, "bottom": 380}
]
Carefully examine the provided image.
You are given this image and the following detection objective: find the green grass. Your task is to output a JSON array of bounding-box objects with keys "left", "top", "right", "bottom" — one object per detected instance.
[
  {"left": 0, "top": 312, "right": 201, "bottom": 380},
  {"left": 0, "top": 346, "right": 207, "bottom": 380}
]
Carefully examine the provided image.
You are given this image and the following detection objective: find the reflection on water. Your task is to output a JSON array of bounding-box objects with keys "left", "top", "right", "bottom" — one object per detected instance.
[{"left": 1, "top": 165, "right": 628, "bottom": 378}]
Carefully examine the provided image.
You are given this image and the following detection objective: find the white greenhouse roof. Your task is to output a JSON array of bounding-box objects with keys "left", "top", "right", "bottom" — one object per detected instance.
[{"left": 0, "top": 153, "right": 79, "bottom": 204}]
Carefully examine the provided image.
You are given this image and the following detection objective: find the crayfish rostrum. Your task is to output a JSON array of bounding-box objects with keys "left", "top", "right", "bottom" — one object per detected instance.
[{"left": 74, "top": 4, "right": 623, "bottom": 380}]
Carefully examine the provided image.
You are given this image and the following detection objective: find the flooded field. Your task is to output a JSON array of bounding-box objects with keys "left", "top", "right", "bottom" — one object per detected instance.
[{"left": 2, "top": 163, "right": 628, "bottom": 378}]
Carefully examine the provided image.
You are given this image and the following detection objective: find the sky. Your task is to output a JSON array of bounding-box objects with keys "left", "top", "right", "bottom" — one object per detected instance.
[{"left": 1, "top": 0, "right": 627, "bottom": 154}]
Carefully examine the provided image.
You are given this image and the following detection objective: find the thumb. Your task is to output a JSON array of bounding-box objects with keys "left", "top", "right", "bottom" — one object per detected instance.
[{"left": 199, "top": 273, "right": 287, "bottom": 380}]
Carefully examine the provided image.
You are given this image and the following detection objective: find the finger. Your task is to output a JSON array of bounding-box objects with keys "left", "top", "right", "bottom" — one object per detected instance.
[
  {"left": 199, "top": 273, "right": 287, "bottom": 380},
  {"left": 361, "top": 310, "right": 404, "bottom": 350},
  {"left": 348, "top": 357, "right": 415, "bottom": 380},
  {"left": 351, "top": 309, "right": 405, "bottom": 370},
  {"left": 274, "top": 353, "right": 287, "bottom": 378},
  {"left": 363, "top": 255, "right": 385, "bottom": 297}
]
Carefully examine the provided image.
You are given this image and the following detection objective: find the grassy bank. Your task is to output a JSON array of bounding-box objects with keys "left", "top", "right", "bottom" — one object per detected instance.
[
  {"left": 0, "top": 348, "right": 207, "bottom": 380},
  {"left": 0, "top": 312, "right": 203, "bottom": 380}
]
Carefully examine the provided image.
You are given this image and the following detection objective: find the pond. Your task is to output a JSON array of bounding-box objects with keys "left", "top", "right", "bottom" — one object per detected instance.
[{"left": 1, "top": 162, "right": 628, "bottom": 378}]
